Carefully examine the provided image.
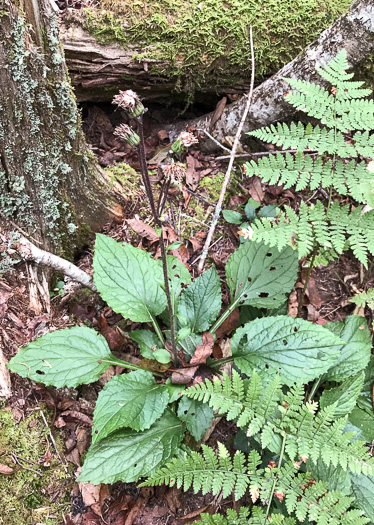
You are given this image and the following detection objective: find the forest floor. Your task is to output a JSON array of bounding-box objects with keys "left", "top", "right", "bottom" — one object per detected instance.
[{"left": 1, "top": 100, "right": 374, "bottom": 524}]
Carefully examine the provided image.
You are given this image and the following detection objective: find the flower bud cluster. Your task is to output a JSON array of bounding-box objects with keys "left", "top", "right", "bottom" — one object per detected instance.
[
  {"left": 113, "top": 124, "right": 140, "bottom": 147},
  {"left": 171, "top": 131, "right": 199, "bottom": 154},
  {"left": 112, "top": 90, "right": 144, "bottom": 117}
]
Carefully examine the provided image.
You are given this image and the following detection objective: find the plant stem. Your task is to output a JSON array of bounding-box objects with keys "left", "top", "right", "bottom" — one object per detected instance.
[
  {"left": 106, "top": 356, "right": 163, "bottom": 377},
  {"left": 264, "top": 433, "right": 287, "bottom": 525},
  {"left": 137, "top": 117, "right": 178, "bottom": 367},
  {"left": 297, "top": 247, "right": 318, "bottom": 317},
  {"left": 198, "top": 27, "right": 255, "bottom": 272},
  {"left": 210, "top": 295, "right": 242, "bottom": 335},
  {"left": 307, "top": 375, "right": 322, "bottom": 402},
  {"left": 149, "top": 313, "right": 165, "bottom": 346}
]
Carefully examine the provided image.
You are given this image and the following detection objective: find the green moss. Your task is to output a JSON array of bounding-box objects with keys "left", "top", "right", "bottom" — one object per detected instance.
[
  {"left": 0, "top": 408, "right": 73, "bottom": 525},
  {"left": 81, "top": 0, "right": 351, "bottom": 98}
]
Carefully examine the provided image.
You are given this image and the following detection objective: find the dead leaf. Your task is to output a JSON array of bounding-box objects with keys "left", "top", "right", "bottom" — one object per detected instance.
[
  {"left": 156, "top": 130, "right": 169, "bottom": 143},
  {"left": 171, "top": 366, "right": 199, "bottom": 384},
  {"left": 163, "top": 225, "right": 178, "bottom": 244},
  {"left": 124, "top": 487, "right": 152, "bottom": 525},
  {"left": 209, "top": 97, "right": 227, "bottom": 131},
  {"left": 127, "top": 219, "right": 158, "bottom": 243},
  {"left": 186, "top": 155, "right": 201, "bottom": 191},
  {"left": 97, "top": 317, "right": 125, "bottom": 352},
  {"left": 163, "top": 486, "right": 182, "bottom": 514},
  {"left": 0, "top": 464, "right": 14, "bottom": 475},
  {"left": 79, "top": 482, "right": 109, "bottom": 516},
  {"left": 287, "top": 290, "right": 298, "bottom": 318},
  {"left": 306, "top": 304, "right": 319, "bottom": 323},
  {"left": 305, "top": 275, "right": 322, "bottom": 310},
  {"left": 248, "top": 176, "right": 264, "bottom": 202},
  {"left": 171, "top": 244, "right": 190, "bottom": 265},
  {"left": 54, "top": 410, "right": 92, "bottom": 428},
  {"left": 147, "top": 144, "right": 170, "bottom": 164},
  {"left": 214, "top": 308, "right": 240, "bottom": 340},
  {"left": 190, "top": 332, "right": 214, "bottom": 366}
]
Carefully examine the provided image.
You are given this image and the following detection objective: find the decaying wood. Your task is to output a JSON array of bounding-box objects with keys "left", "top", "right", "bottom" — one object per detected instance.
[
  {"left": 166, "top": 0, "right": 374, "bottom": 149},
  {"left": 16, "top": 236, "right": 97, "bottom": 292}
]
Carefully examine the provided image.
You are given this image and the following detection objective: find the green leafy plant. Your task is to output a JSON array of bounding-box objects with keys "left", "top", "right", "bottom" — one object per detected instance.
[
  {"left": 244, "top": 50, "right": 374, "bottom": 267},
  {"left": 223, "top": 199, "right": 277, "bottom": 243},
  {"left": 142, "top": 368, "right": 374, "bottom": 524}
]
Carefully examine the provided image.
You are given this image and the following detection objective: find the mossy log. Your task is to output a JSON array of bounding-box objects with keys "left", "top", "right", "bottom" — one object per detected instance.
[
  {"left": 165, "top": 0, "right": 374, "bottom": 149},
  {"left": 60, "top": 0, "right": 351, "bottom": 103},
  {"left": 0, "top": 0, "right": 125, "bottom": 261}
]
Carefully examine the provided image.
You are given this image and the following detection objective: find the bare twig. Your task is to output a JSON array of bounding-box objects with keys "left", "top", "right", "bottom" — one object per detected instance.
[
  {"left": 215, "top": 148, "right": 318, "bottom": 160},
  {"left": 198, "top": 27, "right": 255, "bottom": 272},
  {"left": 196, "top": 128, "right": 232, "bottom": 153},
  {"left": 11, "top": 453, "right": 43, "bottom": 476},
  {"left": 14, "top": 236, "right": 97, "bottom": 291}
]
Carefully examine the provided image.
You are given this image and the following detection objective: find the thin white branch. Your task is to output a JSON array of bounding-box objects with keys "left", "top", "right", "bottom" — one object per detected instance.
[
  {"left": 197, "top": 27, "right": 256, "bottom": 272},
  {"left": 16, "top": 236, "right": 97, "bottom": 292}
]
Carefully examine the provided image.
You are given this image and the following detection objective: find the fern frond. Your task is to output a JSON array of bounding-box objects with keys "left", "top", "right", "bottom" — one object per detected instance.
[
  {"left": 244, "top": 155, "right": 374, "bottom": 205},
  {"left": 249, "top": 123, "right": 358, "bottom": 158},
  {"left": 350, "top": 287, "right": 374, "bottom": 308},
  {"left": 200, "top": 507, "right": 296, "bottom": 525},
  {"left": 144, "top": 446, "right": 370, "bottom": 524},
  {"left": 249, "top": 200, "right": 374, "bottom": 267},
  {"left": 140, "top": 444, "right": 262, "bottom": 501}
]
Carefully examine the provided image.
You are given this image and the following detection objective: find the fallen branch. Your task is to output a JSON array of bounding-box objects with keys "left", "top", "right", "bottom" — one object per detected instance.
[
  {"left": 15, "top": 236, "right": 97, "bottom": 292},
  {"left": 166, "top": 0, "right": 374, "bottom": 148},
  {"left": 197, "top": 27, "right": 255, "bottom": 272}
]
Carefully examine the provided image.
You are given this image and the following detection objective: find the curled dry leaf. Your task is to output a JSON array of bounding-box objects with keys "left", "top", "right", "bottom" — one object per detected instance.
[
  {"left": 127, "top": 219, "right": 159, "bottom": 243},
  {"left": 190, "top": 332, "right": 214, "bottom": 366},
  {"left": 247, "top": 176, "right": 264, "bottom": 203},
  {"left": 171, "top": 366, "right": 199, "bottom": 384},
  {"left": 186, "top": 155, "right": 201, "bottom": 191},
  {"left": 79, "top": 481, "right": 109, "bottom": 516},
  {"left": 0, "top": 464, "right": 14, "bottom": 475}
]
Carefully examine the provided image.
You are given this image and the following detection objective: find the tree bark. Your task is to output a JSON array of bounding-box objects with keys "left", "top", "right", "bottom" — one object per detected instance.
[
  {"left": 0, "top": 0, "right": 124, "bottom": 259},
  {"left": 165, "top": 0, "right": 374, "bottom": 149}
]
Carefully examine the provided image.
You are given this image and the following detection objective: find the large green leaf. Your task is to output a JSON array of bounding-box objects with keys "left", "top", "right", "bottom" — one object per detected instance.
[
  {"left": 93, "top": 234, "right": 167, "bottom": 322},
  {"left": 351, "top": 473, "right": 374, "bottom": 522},
  {"left": 177, "top": 397, "right": 214, "bottom": 441},
  {"left": 348, "top": 407, "right": 374, "bottom": 443},
  {"left": 324, "top": 316, "right": 371, "bottom": 382},
  {"left": 178, "top": 266, "right": 221, "bottom": 333},
  {"left": 357, "top": 358, "right": 374, "bottom": 414},
  {"left": 231, "top": 316, "right": 343, "bottom": 385},
  {"left": 78, "top": 409, "right": 184, "bottom": 484},
  {"left": 92, "top": 370, "right": 169, "bottom": 443},
  {"left": 320, "top": 372, "right": 364, "bottom": 417},
  {"left": 225, "top": 242, "right": 298, "bottom": 309},
  {"left": 7, "top": 326, "right": 112, "bottom": 388}
]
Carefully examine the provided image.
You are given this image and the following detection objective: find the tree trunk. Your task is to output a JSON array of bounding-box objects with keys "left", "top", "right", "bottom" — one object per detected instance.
[
  {"left": 165, "top": 0, "right": 374, "bottom": 149},
  {"left": 59, "top": 1, "right": 351, "bottom": 103},
  {"left": 0, "top": 0, "right": 124, "bottom": 260}
]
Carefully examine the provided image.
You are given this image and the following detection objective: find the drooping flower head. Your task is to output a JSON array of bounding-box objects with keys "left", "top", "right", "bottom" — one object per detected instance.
[
  {"left": 171, "top": 131, "right": 199, "bottom": 154},
  {"left": 162, "top": 162, "right": 186, "bottom": 190},
  {"left": 114, "top": 124, "right": 140, "bottom": 147},
  {"left": 112, "top": 90, "right": 144, "bottom": 117}
]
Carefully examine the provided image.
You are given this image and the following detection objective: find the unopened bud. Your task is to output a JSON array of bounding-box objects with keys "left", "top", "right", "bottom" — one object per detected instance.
[
  {"left": 114, "top": 124, "right": 140, "bottom": 146},
  {"left": 112, "top": 90, "right": 145, "bottom": 117}
]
